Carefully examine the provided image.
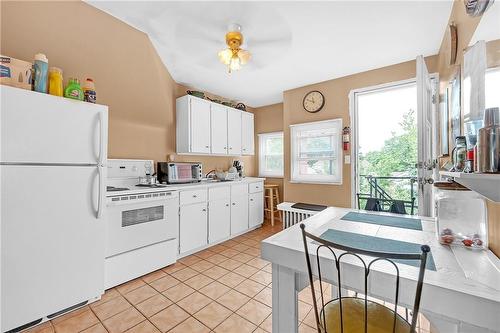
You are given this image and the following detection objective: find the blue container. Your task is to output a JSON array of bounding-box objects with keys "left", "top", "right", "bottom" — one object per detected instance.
[{"left": 33, "top": 53, "right": 48, "bottom": 93}]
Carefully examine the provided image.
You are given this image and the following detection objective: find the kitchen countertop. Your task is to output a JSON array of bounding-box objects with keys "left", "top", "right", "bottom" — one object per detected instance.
[
  {"left": 165, "top": 176, "right": 265, "bottom": 190},
  {"left": 106, "top": 177, "right": 265, "bottom": 196}
]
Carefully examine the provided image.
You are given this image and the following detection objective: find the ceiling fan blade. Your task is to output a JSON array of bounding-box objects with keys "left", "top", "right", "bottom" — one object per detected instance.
[
  {"left": 176, "top": 30, "right": 222, "bottom": 45},
  {"left": 247, "top": 35, "right": 291, "bottom": 44},
  {"left": 195, "top": 53, "right": 220, "bottom": 67}
]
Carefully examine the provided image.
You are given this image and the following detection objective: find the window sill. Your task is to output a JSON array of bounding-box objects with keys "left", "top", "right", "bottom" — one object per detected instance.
[
  {"left": 259, "top": 174, "right": 284, "bottom": 179},
  {"left": 289, "top": 180, "right": 343, "bottom": 185}
]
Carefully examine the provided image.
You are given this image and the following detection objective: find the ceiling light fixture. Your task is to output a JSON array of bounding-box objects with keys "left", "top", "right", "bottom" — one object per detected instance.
[{"left": 218, "top": 23, "right": 251, "bottom": 73}]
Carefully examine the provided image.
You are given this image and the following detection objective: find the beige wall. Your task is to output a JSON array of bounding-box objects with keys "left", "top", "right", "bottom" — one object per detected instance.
[
  {"left": 435, "top": 0, "right": 500, "bottom": 257},
  {"left": 282, "top": 56, "right": 438, "bottom": 207},
  {"left": 253, "top": 103, "right": 284, "bottom": 199},
  {"left": 0, "top": 1, "right": 255, "bottom": 177}
]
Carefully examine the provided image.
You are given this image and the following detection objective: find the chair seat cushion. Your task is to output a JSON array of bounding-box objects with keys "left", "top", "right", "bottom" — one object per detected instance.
[{"left": 318, "top": 297, "right": 410, "bottom": 333}]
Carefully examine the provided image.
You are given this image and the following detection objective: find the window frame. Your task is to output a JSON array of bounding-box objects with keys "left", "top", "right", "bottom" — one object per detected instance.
[
  {"left": 290, "top": 118, "right": 343, "bottom": 185},
  {"left": 258, "top": 131, "right": 284, "bottom": 178}
]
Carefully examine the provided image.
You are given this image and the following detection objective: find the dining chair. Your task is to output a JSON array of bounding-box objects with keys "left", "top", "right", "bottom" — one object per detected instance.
[{"left": 300, "top": 223, "right": 430, "bottom": 333}]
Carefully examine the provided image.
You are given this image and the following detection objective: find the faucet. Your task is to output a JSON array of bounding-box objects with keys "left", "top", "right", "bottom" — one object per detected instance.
[{"left": 205, "top": 169, "right": 216, "bottom": 179}]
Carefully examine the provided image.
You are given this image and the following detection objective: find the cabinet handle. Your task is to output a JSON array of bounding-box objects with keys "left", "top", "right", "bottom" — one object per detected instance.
[
  {"left": 193, "top": 195, "right": 197, "bottom": 198},
  {"left": 250, "top": 199, "right": 254, "bottom": 201},
  {"left": 205, "top": 145, "right": 209, "bottom": 148},
  {"left": 232, "top": 203, "right": 236, "bottom": 206},
  {"left": 202, "top": 208, "right": 207, "bottom": 212},
  {"left": 225, "top": 204, "right": 229, "bottom": 207},
  {"left": 229, "top": 147, "right": 233, "bottom": 150}
]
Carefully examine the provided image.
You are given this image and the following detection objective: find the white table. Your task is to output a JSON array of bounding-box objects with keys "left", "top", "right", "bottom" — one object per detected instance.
[{"left": 261, "top": 207, "right": 500, "bottom": 333}]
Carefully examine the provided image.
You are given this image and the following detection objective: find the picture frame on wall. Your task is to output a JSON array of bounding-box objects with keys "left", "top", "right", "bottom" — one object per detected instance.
[
  {"left": 449, "top": 68, "right": 461, "bottom": 144},
  {"left": 439, "top": 89, "right": 450, "bottom": 156}
]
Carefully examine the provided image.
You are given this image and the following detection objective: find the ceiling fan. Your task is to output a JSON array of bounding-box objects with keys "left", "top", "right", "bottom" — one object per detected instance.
[
  {"left": 170, "top": 5, "right": 292, "bottom": 73},
  {"left": 217, "top": 23, "right": 251, "bottom": 73}
]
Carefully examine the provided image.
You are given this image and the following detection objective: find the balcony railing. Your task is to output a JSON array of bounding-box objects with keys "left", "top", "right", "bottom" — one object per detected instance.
[{"left": 357, "top": 175, "right": 418, "bottom": 215}]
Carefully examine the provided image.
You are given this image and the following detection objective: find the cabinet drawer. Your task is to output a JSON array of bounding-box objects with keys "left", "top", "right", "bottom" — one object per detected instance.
[
  {"left": 248, "top": 181, "right": 264, "bottom": 193},
  {"left": 209, "top": 186, "right": 230, "bottom": 201},
  {"left": 180, "top": 188, "right": 207, "bottom": 205},
  {"left": 231, "top": 183, "right": 248, "bottom": 197}
]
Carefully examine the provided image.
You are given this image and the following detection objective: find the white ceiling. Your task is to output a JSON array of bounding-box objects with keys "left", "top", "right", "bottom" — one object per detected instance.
[{"left": 88, "top": 1, "right": 453, "bottom": 107}]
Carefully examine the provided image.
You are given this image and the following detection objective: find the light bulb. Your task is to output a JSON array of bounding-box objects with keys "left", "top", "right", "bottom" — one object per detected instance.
[
  {"left": 218, "top": 49, "right": 232, "bottom": 65},
  {"left": 237, "top": 49, "right": 251, "bottom": 64},
  {"left": 229, "top": 56, "right": 241, "bottom": 71}
]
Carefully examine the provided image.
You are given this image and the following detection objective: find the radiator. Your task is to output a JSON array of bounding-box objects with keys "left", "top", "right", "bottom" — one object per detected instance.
[{"left": 277, "top": 202, "right": 318, "bottom": 229}]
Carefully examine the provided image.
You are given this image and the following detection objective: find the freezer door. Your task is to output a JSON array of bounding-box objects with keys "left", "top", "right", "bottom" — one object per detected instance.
[
  {"left": 0, "top": 86, "right": 108, "bottom": 164},
  {"left": 1, "top": 165, "right": 105, "bottom": 332}
]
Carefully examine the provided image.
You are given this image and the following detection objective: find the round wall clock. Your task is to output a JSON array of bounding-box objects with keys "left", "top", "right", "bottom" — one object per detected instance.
[{"left": 303, "top": 90, "right": 325, "bottom": 113}]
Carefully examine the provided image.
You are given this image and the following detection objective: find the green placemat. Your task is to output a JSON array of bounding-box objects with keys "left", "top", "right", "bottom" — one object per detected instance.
[
  {"left": 341, "top": 212, "right": 422, "bottom": 231},
  {"left": 319, "top": 229, "right": 436, "bottom": 271}
]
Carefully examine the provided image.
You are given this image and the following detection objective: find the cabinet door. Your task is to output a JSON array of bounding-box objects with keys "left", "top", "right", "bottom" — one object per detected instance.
[
  {"left": 179, "top": 202, "right": 208, "bottom": 253},
  {"left": 241, "top": 112, "right": 254, "bottom": 155},
  {"left": 249, "top": 192, "right": 264, "bottom": 228},
  {"left": 227, "top": 109, "right": 242, "bottom": 155},
  {"left": 231, "top": 195, "right": 249, "bottom": 235},
  {"left": 208, "top": 199, "right": 231, "bottom": 243},
  {"left": 210, "top": 104, "right": 228, "bottom": 154},
  {"left": 190, "top": 98, "right": 211, "bottom": 154}
]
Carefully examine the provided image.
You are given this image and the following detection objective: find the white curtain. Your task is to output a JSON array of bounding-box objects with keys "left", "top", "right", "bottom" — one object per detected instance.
[{"left": 463, "top": 40, "right": 487, "bottom": 121}]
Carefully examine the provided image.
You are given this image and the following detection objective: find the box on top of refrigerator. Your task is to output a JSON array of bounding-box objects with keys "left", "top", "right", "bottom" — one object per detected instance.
[{"left": 0, "top": 54, "right": 32, "bottom": 90}]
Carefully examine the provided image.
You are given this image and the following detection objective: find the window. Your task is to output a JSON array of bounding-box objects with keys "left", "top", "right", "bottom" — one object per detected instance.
[
  {"left": 258, "top": 132, "right": 284, "bottom": 177},
  {"left": 290, "top": 119, "right": 342, "bottom": 184},
  {"left": 464, "top": 66, "right": 500, "bottom": 121},
  {"left": 485, "top": 67, "right": 500, "bottom": 109}
]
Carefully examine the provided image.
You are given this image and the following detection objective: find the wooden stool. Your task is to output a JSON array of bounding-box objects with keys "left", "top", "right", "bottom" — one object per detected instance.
[{"left": 264, "top": 184, "right": 281, "bottom": 226}]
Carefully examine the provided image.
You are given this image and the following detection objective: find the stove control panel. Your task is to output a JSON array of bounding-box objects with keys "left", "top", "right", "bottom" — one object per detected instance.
[{"left": 107, "top": 159, "right": 154, "bottom": 179}]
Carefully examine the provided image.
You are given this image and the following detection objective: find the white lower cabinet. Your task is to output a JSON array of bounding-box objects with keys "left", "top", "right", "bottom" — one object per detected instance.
[
  {"left": 249, "top": 191, "right": 264, "bottom": 228},
  {"left": 208, "top": 199, "right": 231, "bottom": 243},
  {"left": 179, "top": 202, "right": 208, "bottom": 254},
  {"left": 177, "top": 179, "right": 264, "bottom": 257},
  {"left": 231, "top": 194, "right": 249, "bottom": 235}
]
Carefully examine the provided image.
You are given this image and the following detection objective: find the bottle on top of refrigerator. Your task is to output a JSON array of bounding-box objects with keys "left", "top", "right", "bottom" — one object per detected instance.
[
  {"left": 48, "top": 67, "right": 63, "bottom": 97},
  {"left": 83, "top": 78, "right": 96, "bottom": 103},
  {"left": 64, "top": 78, "right": 84, "bottom": 101},
  {"left": 33, "top": 53, "right": 48, "bottom": 93}
]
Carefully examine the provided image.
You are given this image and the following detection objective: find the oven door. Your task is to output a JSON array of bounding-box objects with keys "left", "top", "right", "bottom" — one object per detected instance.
[{"left": 105, "top": 192, "right": 179, "bottom": 257}]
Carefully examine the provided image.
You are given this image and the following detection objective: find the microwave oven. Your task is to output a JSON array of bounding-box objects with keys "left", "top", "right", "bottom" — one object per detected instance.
[{"left": 157, "top": 162, "right": 202, "bottom": 184}]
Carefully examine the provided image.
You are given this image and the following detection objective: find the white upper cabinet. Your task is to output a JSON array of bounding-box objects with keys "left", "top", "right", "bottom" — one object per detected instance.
[
  {"left": 189, "top": 98, "right": 211, "bottom": 154},
  {"left": 227, "top": 109, "right": 242, "bottom": 155},
  {"left": 176, "top": 95, "right": 254, "bottom": 156},
  {"left": 241, "top": 112, "right": 254, "bottom": 155},
  {"left": 210, "top": 104, "right": 228, "bottom": 154}
]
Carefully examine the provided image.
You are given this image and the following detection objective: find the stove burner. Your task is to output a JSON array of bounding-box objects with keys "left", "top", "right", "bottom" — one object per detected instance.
[
  {"left": 107, "top": 186, "right": 130, "bottom": 192},
  {"left": 135, "top": 184, "right": 168, "bottom": 188}
]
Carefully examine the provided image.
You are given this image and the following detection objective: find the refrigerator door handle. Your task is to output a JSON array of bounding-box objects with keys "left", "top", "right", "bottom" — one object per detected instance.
[
  {"left": 97, "top": 165, "right": 104, "bottom": 219},
  {"left": 98, "top": 111, "right": 105, "bottom": 165}
]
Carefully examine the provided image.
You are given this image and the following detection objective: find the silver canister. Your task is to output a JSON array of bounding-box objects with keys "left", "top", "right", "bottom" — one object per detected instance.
[{"left": 477, "top": 107, "right": 500, "bottom": 173}]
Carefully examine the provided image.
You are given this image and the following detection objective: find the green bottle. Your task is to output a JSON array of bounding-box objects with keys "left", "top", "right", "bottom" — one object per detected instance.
[{"left": 64, "top": 78, "right": 84, "bottom": 101}]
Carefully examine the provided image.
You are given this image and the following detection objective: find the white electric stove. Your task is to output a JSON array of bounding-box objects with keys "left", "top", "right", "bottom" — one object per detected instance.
[{"left": 105, "top": 159, "right": 179, "bottom": 288}]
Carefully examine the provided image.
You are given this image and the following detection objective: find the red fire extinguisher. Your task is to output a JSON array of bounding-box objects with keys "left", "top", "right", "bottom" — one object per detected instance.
[{"left": 342, "top": 126, "right": 350, "bottom": 151}]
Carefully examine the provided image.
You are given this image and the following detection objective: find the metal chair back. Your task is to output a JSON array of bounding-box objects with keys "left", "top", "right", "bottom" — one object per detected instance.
[{"left": 300, "top": 223, "right": 430, "bottom": 333}]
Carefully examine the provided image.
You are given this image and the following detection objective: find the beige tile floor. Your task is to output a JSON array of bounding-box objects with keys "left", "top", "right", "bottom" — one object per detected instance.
[{"left": 25, "top": 220, "right": 431, "bottom": 333}]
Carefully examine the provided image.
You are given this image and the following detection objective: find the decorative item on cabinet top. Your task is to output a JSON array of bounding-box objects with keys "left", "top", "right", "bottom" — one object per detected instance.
[
  {"left": 176, "top": 94, "right": 254, "bottom": 156},
  {"left": 186, "top": 89, "right": 245, "bottom": 110}
]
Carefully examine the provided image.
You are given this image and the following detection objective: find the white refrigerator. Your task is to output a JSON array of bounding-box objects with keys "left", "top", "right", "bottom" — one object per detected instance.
[{"left": 0, "top": 86, "right": 108, "bottom": 332}]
